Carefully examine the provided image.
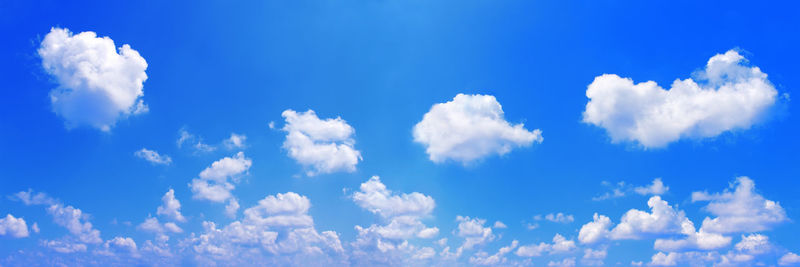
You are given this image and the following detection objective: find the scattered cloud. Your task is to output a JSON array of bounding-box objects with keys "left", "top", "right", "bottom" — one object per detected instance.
[
  {"left": 156, "top": 189, "right": 186, "bottom": 222},
  {"left": 583, "top": 50, "right": 777, "bottom": 148},
  {"left": 780, "top": 252, "right": 800, "bottom": 266},
  {"left": 223, "top": 133, "right": 247, "bottom": 149},
  {"left": 0, "top": 214, "right": 30, "bottom": 238},
  {"left": 493, "top": 221, "right": 507, "bottom": 229},
  {"left": 281, "top": 109, "right": 361, "bottom": 176},
  {"left": 593, "top": 178, "right": 669, "bottom": 201},
  {"left": 691, "top": 176, "right": 787, "bottom": 234},
  {"left": 516, "top": 234, "right": 576, "bottom": 257},
  {"left": 134, "top": 148, "right": 172, "bottom": 165},
  {"left": 38, "top": 27, "right": 148, "bottom": 131},
  {"left": 189, "top": 152, "right": 252, "bottom": 209},
  {"left": 413, "top": 93, "right": 542, "bottom": 164},
  {"left": 12, "top": 190, "right": 102, "bottom": 247},
  {"left": 535, "top": 213, "right": 575, "bottom": 224}
]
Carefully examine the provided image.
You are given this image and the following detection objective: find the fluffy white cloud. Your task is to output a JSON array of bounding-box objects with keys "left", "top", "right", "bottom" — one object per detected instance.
[
  {"left": 224, "top": 133, "right": 247, "bottom": 149},
  {"left": 189, "top": 152, "right": 251, "bottom": 209},
  {"left": 692, "top": 176, "right": 786, "bottom": 234},
  {"left": 583, "top": 50, "right": 777, "bottom": 148},
  {"left": 516, "top": 234, "right": 576, "bottom": 257},
  {"left": 548, "top": 257, "right": 576, "bottom": 267},
  {"left": 634, "top": 178, "right": 669, "bottom": 195},
  {"left": 189, "top": 192, "right": 344, "bottom": 265},
  {"left": 12, "top": 190, "right": 101, "bottom": 244},
  {"left": 734, "top": 234, "right": 770, "bottom": 255},
  {"left": 582, "top": 248, "right": 607, "bottom": 266},
  {"left": 138, "top": 217, "right": 182, "bottom": 235},
  {"left": 780, "top": 252, "right": 800, "bottom": 266},
  {"left": 652, "top": 220, "right": 731, "bottom": 252},
  {"left": 156, "top": 189, "right": 185, "bottom": 222},
  {"left": 177, "top": 128, "right": 217, "bottom": 153},
  {"left": 609, "top": 196, "right": 689, "bottom": 240},
  {"left": 41, "top": 239, "right": 88, "bottom": 253},
  {"left": 97, "top": 236, "right": 139, "bottom": 257},
  {"left": 135, "top": 148, "right": 172, "bottom": 165},
  {"left": 38, "top": 27, "right": 148, "bottom": 131},
  {"left": 469, "top": 240, "right": 518, "bottom": 265},
  {"left": 455, "top": 216, "right": 495, "bottom": 252},
  {"left": 413, "top": 94, "right": 542, "bottom": 164},
  {"left": 493, "top": 221, "right": 507, "bottom": 229},
  {"left": 578, "top": 213, "right": 612, "bottom": 244},
  {"left": 349, "top": 176, "right": 439, "bottom": 265},
  {"left": 0, "top": 214, "right": 30, "bottom": 238},
  {"left": 281, "top": 109, "right": 361, "bottom": 176}
]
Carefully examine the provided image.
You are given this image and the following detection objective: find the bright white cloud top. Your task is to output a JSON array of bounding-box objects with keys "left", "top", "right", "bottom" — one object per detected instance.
[
  {"left": 281, "top": 109, "right": 362, "bottom": 176},
  {"left": 38, "top": 27, "right": 148, "bottom": 131},
  {"left": 413, "top": 94, "right": 543, "bottom": 164},
  {"left": 0, "top": 214, "right": 30, "bottom": 238},
  {"left": 583, "top": 50, "right": 777, "bottom": 148},
  {"left": 189, "top": 152, "right": 252, "bottom": 217},
  {"left": 134, "top": 148, "right": 172, "bottom": 165}
]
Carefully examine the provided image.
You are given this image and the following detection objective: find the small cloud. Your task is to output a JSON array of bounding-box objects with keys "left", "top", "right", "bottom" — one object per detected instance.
[{"left": 134, "top": 148, "right": 172, "bottom": 165}]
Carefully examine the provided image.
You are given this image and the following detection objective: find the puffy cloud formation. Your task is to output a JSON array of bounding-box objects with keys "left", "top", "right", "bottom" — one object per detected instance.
[
  {"left": 633, "top": 178, "right": 669, "bottom": 195},
  {"left": 224, "top": 133, "right": 247, "bottom": 149},
  {"left": 349, "top": 176, "right": 439, "bottom": 265},
  {"left": 156, "top": 189, "right": 185, "bottom": 222},
  {"left": 535, "top": 213, "right": 575, "bottom": 224},
  {"left": 41, "top": 239, "right": 88, "bottom": 253},
  {"left": 583, "top": 50, "right": 777, "bottom": 148},
  {"left": 515, "top": 234, "right": 576, "bottom": 257},
  {"left": 692, "top": 176, "right": 786, "bottom": 233},
  {"left": 469, "top": 240, "right": 518, "bottom": 265},
  {"left": 189, "top": 152, "right": 252, "bottom": 216},
  {"left": 548, "top": 257, "right": 576, "bottom": 267},
  {"left": 281, "top": 109, "right": 361, "bottom": 176},
  {"left": 0, "top": 214, "right": 30, "bottom": 238},
  {"left": 189, "top": 192, "right": 345, "bottom": 265},
  {"left": 578, "top": 213, "right": 612, "bottom": 244},
  {"left": 12, "top": 190, "right": 102, "bottom": 250},
  {"left": 455, "top": 216, "right": 495, "bottom": 252},
  {"left": 413, "top": 94, "right": 542, "bottom": 164},
  {"left": 582, "top": 248, "right": 607, "bottom": 266},
  {"left": 609, "top": 196, "right": 690, "bottom": 240},
  {"left": 780, "top": 252, "right": 800, "bottom": 266},
  {"left": 134, "top": 148, "right": 172, "bottom": 165},
  {"left": 38, "top": 27, "right": 148, "bottom": 131}
]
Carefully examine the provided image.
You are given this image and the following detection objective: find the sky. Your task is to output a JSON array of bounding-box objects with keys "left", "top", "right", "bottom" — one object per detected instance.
[{"left": 1, "top": 0, "right": 800, "bottom": 266}]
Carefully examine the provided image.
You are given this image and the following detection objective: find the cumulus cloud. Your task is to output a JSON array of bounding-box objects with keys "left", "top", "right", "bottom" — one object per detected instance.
[
  {"left": 455, "top": 216, "right": 495, "bottom": 252},
  {"left": 578, "top": 213, "right": 612, "bottom": 244},
  {"left": 609, "top": 196, "right": 690, "bottom": 240},
  {"left": 12, "top": 190, "right": 102, "bottom": 245},
  {"left": 156, "top": 189, "right": 186, "bottom": 222},
  {"left": 281, "top": 109, "right": 361, "bottom": 176},
  {"left": 548, "top": 257, "right": 576, "bottom": 267},
  {"left": 413, "top": 94, "right": 542, "bottom": 164},
  {"left": 780, "top": 252, "right": 800, "bottom": 266},
  {"left": 0, "top": 214, "right": 30, "bottom": 238},
  {"left": 189, "top": 152, "right": 252, "bottom": 216},
  {"left": 583, "top": 50, "right": 777, "bottom": 148},
  {"left": 691, "top": 176, "right": 786, "bottom": 234},
  {"left": 176, "top": 128, "right": 217, "bottom": 153},
  {"left": 224, "top": 133, "right": 247, "bottom": 149},
  {"left": 134, "top": 148, "right": 172, "bottom": 165},
  {"left": 189, "top": 192, "right": 344, "bottom": 265},
  {"left": 633, "top": 178, "right": 669, "bottom": 196},
  {"left": 349, "top": 176, "right": 439, "bottom": 264},
  {"left": 469, "top": 240, "right": 518, "bottom": 265},
  {"left": 493, "top": 221, "right": 507, "bottom": 229},
  {"left": 535, "top": 213, "right": 575, "bottom": 224},
  {"left": 41, "top": 239, "right": 88, "bottom": 253},
  {"left": 516, "top": 234, "right": 576, "bottom": 257},
  {"left": 38, "top": 27, "right": 149, "bottom": 131},
  {"left": 582, "top": 248, "right": 607, "bottom": 266},
  {"left": 594, "top": 178, "right": 669, "bottom": 201}
]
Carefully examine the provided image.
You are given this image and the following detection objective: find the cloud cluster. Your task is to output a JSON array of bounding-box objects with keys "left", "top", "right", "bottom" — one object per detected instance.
[
  {"left": 189, "top": 152, "right": 252, "bottom": 216},
  {"left": 413, "top": 94, "right": 542, "bottom": 164},
  {"left": 0, "top": 214, "right": 30, "bottom": 238},
  {"left": 281, "top": 109, "right": 362, "bottom": 176},
  {"left": 38, "top": 27, "right": 148, "bottom": 131},
  {"left": 134, "top": 148, "right": 172, "bottom": 165},
  {"left": 583, "top": 50, "right": 777, "bottom": 148}
]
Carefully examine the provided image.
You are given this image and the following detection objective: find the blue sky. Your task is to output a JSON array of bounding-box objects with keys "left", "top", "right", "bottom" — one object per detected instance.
[{"left": 1, "top": 0, "right": 800, "bottom": 266}]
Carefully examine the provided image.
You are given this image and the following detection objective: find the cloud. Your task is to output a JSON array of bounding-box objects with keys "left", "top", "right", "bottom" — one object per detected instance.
[
  {"left": 609, "top": 196, "right": 689, "bottom": 240},
  {"left": 156, "top": 189, "right": 185, "bottom": 222},
  {"left": 281, "top": 109, "right": 361, "bottom": 176},
  {"left": 582, "top": 248, "right": 607, "bottom": 266},
  {"left": 535, "top": 213, "right": 575, "bottom": 224},
  {"left": 516, "top": 234, "right": 576, "bottom": 257},
  {"left": 189, "top": 192, "right": 344, "bottom": 265},
  {"left": 349, "top": 176, "right": 439, "bottom": 265},
  {"left": 176, "top": 128, "right": 217, "bottom": 153},
  {"left": 578, "top": 213, "right": 612, "bottom": 244},
  {"left": 413, "top": 93, "right": 542, "bottom": 164},
  {"left": 134, "top": 148, "right": 172, "bottom": 165},
  {"left": 594, "top": 178, "right": 669, "bottom": 201},
  {"left": 493, "top": 221, "right": 507, "bottom": 229},
  {"left": 41, "top": 239, "right": 88, "bottom": 253},
  {"left": 469, "top": 240, "right": 518, "bottom": 265},
  {"left": 455, "top": 216, "right": 495, "bottom": 251},
  {"left": 189, "top": 152, "right": 251, "bottom": 209},
  {"left": 583, "top": 50, "right": 777, "bottom": 148},
  {"left": 691, "top": 176, "right": 787, "bottom": 234},
  {"left": 138, "top": 217, "right": 182, "bottom": 235},
  {"left": 780, "top": 252, "right": 800, "bottom": 266},
  {"left": 38, "top": 27, "right": 148, "bottom": 131},
  {"left": 0, "top": 214, "right": 30, "bottom": 238},
  {"left": 223, "top": 133, "right": 247, "bottom": 149},
  {"left": 12, "top": 190, "right": 102, "bottom": 245},
  {"left": 548, "top": 257, "right": 576, "bottom": 267}
]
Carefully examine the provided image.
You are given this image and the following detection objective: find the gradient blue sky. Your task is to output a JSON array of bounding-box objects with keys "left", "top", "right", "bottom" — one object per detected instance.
[{"left": 1, "top": 0, "right": 800, "bottom": 266}]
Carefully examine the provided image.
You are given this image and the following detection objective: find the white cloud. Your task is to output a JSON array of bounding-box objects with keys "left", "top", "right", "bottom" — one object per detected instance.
[
  {"left": 582, "top": 248, "right": 607, "bottom": 266},
  {"left": 594, "top": 178, "right": 669, "bottom": 201},
  {"left": 780, "top": 252, "right": 800, "bottom": 266},
  {"left": 98, "top": 236, "right": 139, "bottom": 256},
  {"left": 734, "top": 234, "right": 770, "bottom": 255},
  {"left": 652, "top": 220, "right": 731, "bottom": 252},
  {"left": 134, "top": 148, "right": 172, "bottom": 165},
  {"left": 177, "top": 128, "right": 217, "bottom": 153},
  {"left": 609, "top": 196, "right": 689, "bottom": 240},
  {"left": 469, "top": 240, "right": 518, "bottom": 265},
  {"left": 38, "top": 27, "right": 148, "bottom": 131},
  {"left": 413, "top": 93, "right": 542, "bottom": 164},
  {"left": 352, "top": 176, "right": 435, "bottom": 219},
  {"left": 281, "top": 109, "right": 361, "bottom": 176},
  {"left": 455, "top": 216, "right": 495, "bottom": 252},
  {"left": 138, "top": 217, "right": 183, "bottom": 236},
  {"left": 223, "top": 133, "right": 247, "bottom": 149},
  {"left": 548, "top": 257, "right": 576, "bottom": 267},
  {"left": 0, "top": 214, "right": 30, "bottom": 238},
  {"left": 189, "top": 152, "right": 251, "bottom": 204},
  {"left": 578, "top": 213, "right": 612, "bottom": 244},
  {"left": 12, "top": 190, "right": 101, "bottom": 244},
  {"left": 692, "top": 176, "right": 786, "bottom": 234},
  {"left": 41, "top": 239, "right": 88, "bottom": 253},
  {"left": 634, "top": 178, "right": 669, "bottom": 195},
  {"left": 535, "top": 213, "right": 574, "bottom": 224},
  {"left": 583, "top": 50, "right": 777, "bottom": 148},
  {"left": 156, "top": 189, "right": 185, "bottom": 222},
  {"left": 493, "top": 221, "right": 507, "bottom": 229},
  {"left": 516, "top": 234, "right": 576, "bottom": 257},
  {"left": 189, "top": 192, "right": 344, "bottom": 265}
]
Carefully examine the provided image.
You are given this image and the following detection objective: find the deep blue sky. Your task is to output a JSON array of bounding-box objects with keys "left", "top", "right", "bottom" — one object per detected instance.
[{"left": 1, "top": 0, "right": 799, "bottom": 266}]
